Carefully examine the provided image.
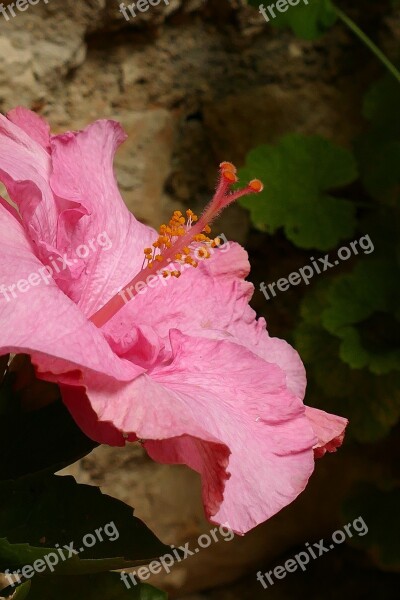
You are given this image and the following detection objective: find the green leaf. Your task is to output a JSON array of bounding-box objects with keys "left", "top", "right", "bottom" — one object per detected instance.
[
  {"left": 4, "top": 574, "right": 165, "bottom": 600},
  {"left": 294, "top": 283, "right": 400, "bottom": 442},
  {"left": 0, "top": 475, "right": 170, "bottom": 576},
  {"left": 343, "top": 484, "right": 400, "bottom": 570},
  {"left": 0, "top": 355, "right": 97, "bottom": 480},
  {"left": 9, "top": 581, "right": 31, "bottom": 599},
  {"left": 355, "top": 75, "right": 400, "bottom": 200},
  {"left": 321, "top": 259, "right": 400, "bottom": 374},
  {"left": 239, "top": 134, "right": 357, "bottom": 250},
  {"left": 247, "top": 0, "right": 337, "bottom": 40},
  {"left": 0, "top": 399, "right": 97, "bottom": 481}
]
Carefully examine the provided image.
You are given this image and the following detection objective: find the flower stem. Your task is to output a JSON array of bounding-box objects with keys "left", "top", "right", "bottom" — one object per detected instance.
[{"left": 334, "top": 6, "right": 400, "bottom": 84}]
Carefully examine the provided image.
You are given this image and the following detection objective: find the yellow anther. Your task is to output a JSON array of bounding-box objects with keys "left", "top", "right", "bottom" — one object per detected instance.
[
  {"left": 198, "top": 247, "right": 211, "bottom": 259},
  {"left": 183, "top": 247, "right": 190, "bottom": 255},
  {"left": 155, "top": 255, "right": 163, "bottom": 262},
  {"left": 203, "top": 224, "right": 211, "bottom": 234},
  {"left": 211, "top": 237, "right": 221, "bottom": 247},
  {"left": 192, "top": 215, "right": 198, "bottom": 222},
  {"left": 144, "top": 248, "right": 152, "bottom": 254},
  {"left": 175, "top": 253, "right": 183, "bottom": 260}
]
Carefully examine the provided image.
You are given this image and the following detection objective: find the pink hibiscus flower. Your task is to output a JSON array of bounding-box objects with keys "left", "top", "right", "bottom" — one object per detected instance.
[{"left": 0, "top": 108, "right": 347, "bottom": 534}]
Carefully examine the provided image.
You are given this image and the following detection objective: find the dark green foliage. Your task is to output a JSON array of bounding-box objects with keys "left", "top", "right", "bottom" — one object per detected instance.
[
  {"left": 239, "top": 135, "right": 357, "bottom": 250},
  {"left": 247, "top": 0, "right": 337, "bottom": 39}
]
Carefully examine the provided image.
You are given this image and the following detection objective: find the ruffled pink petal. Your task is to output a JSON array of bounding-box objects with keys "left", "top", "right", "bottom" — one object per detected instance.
[
  {"left": 0, "top": 196, "right": 20, "bottom": 220},
  {"left": 0, "top": 111, "right": 57, "bottom": 249},
  {"left": 7, "top": 107, "right": 51, "bottom": 151},
  {"left": 105, "top": 242, "right": 306, "bottom": 399},
  {"left": 305, "top": 406, "right": 348, "bottom": 459},
  {"left": 0, "top": 109, "right": 92, "bottom": 282},
  {"left": 0, "top": 204, "right": 142, "bottom": 382},
  {"left": 0, "top": 111, "right": 156, "bottom": 316},
  {"left": 62, "top": 331, "right": 316, "bottom": 534},
  {"left": 48, "top": 120, "right": 156, "bottom": 316},
  {"left": 61, "top": 385, "right": 129, "bottom": 447}
]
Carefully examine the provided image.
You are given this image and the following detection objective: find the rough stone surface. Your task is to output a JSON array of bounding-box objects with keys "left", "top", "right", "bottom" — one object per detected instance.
[{"left": 0, "top": 0, "right": 379, "bottom": 226}]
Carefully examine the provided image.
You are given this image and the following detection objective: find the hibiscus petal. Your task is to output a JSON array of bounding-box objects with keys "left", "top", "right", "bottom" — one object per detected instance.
[
  {"left": 105, "top": 242, "right": 307, "bottom": 398},
  {"left": 7, "top": 107, "right": 51, "bottom": 151},
  {"left": 0, "top": 196, "right": 20, "bottom": 220},
  {"left": 0, "top": 111, "right": 56, "bottom": 247},
  {"left": 0, "top": 110, "right": 87, "bottom": 279},
  {"left": 62, "top": 331, "right": 316, "bottom": 534},
  {"left": 61, "top": 384, "right": 130, "bottom": 447},
  {"left": 0, "top": 204, "right": 142, "bottom": 382},
  {"left": 49, "top": 120, "right": 156, "bottom": 315},
  {"left": 305, "top": 406, "right": 348, "bottom": 458},
  {"left": 0, "top": 112, "right": 156, "bottom": 316}
]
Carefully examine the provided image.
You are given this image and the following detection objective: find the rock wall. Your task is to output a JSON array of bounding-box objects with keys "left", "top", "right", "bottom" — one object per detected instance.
[{"left": 2, "top": 0, "right": 388, "bottom": 233}]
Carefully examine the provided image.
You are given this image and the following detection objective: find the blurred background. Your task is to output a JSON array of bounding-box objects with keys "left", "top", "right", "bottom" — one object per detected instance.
[{"left": 1, "top": 0, "right": 399, "bottom": 598}]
